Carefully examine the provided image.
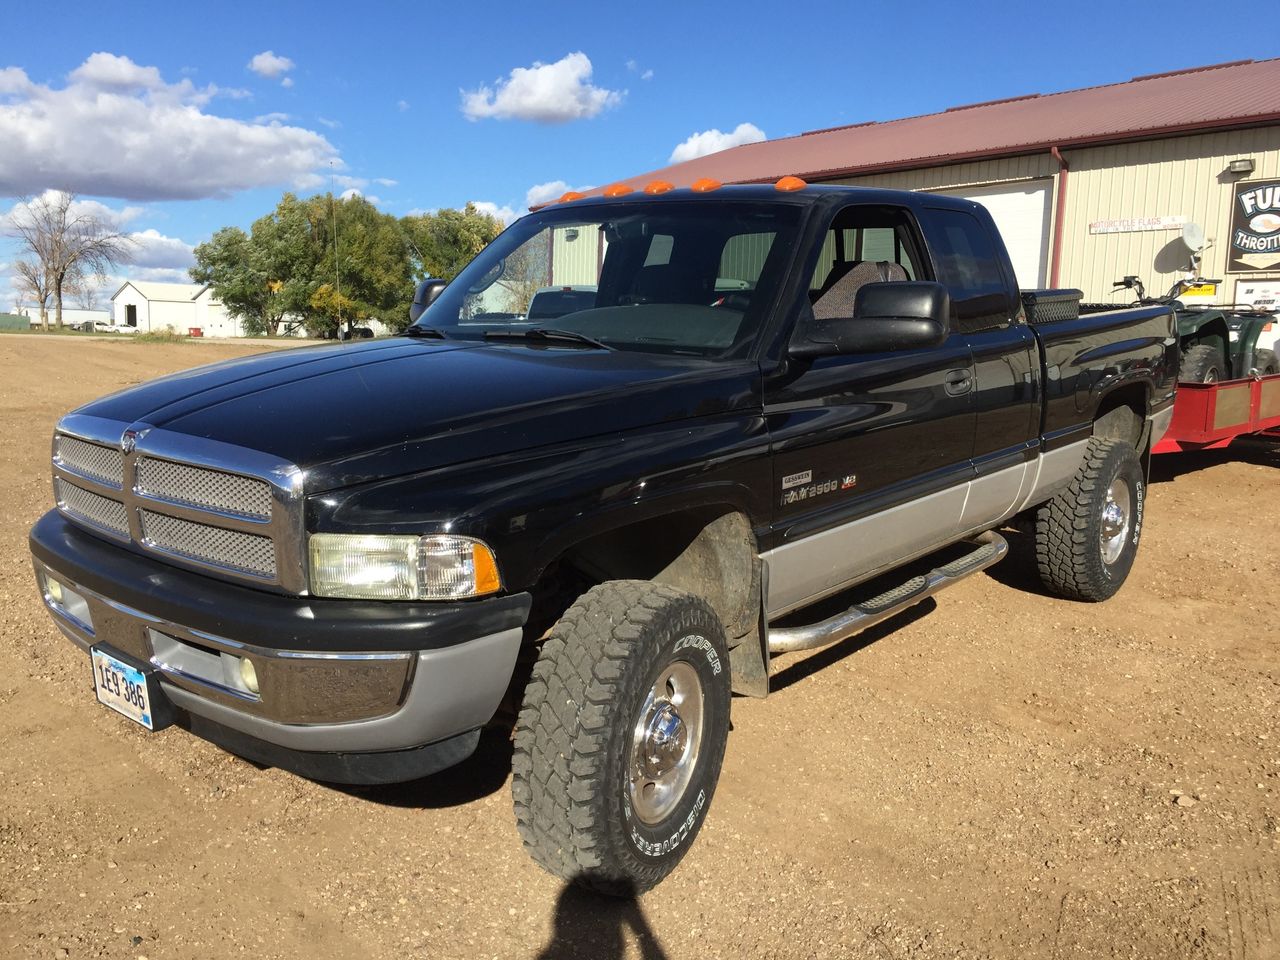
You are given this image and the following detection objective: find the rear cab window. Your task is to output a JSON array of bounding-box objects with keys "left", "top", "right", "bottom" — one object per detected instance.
[{"left": 918, "top": 206, "right": 1016, "bottom": 331}]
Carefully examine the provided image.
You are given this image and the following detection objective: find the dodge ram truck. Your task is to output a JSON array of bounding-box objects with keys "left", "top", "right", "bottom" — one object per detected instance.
[{"left": 30, "top": 183, "right": 1177, "bottom": 894}]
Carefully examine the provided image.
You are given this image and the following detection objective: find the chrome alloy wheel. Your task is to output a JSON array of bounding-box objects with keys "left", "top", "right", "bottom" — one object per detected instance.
[
  {"left": 628, "top": 660, "right": 704, "bottom": 825},
  {"left": 1100, "top": 478, "right": 1132, "bottom": 565}
]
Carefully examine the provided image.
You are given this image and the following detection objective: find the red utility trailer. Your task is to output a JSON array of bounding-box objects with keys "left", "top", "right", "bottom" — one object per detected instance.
[{"left": 1153, "top": 372, "right": 1280, "bottom": 454}]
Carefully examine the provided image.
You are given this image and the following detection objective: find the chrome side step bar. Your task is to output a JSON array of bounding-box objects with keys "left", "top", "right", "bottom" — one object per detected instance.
[{"left": 766, "top": 531, "right": 1008, "bottom": 655}]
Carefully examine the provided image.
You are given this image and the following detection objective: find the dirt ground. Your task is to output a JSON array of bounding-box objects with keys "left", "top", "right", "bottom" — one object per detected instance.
[{"left": 0, "top": 337, "right": 1276, "bottom": 960}]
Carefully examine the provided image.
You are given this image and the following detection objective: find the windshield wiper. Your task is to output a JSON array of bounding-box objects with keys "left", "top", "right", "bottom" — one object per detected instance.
[
  {"left": 483, "top": 328, "right": 613, "bottom": 350},
  {"left": 402, "top": 325, "right": 449, "bottom": 339}
]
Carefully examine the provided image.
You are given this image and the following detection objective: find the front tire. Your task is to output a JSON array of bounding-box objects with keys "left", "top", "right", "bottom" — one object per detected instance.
[
  {"left": 512, "top": 581, "right": 731, "bottom": 895},
  {"left": 1034, "top": 437, "right": 1145, "bottom": 602}
]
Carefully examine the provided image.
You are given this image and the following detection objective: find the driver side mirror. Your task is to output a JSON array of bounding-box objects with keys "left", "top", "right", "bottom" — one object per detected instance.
[
  {"left": 790, "top": 281, "right": 951, "bottom": 359},
  {"left": 409, "top": 277, "right": 448, "bottom": 324}
]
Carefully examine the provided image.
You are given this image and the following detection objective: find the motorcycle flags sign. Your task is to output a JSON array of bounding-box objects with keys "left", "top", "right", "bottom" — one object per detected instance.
[{"left": 1228, "top": 179, "right": 1280, "bottom": 273}]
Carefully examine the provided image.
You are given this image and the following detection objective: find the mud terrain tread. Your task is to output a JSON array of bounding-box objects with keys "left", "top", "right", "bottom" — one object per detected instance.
[{"left": 511, "top": 580, "right": 718, "bottom": 893}]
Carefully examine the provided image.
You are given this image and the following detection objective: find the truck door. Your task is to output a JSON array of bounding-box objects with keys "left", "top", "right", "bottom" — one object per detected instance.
[
  {"left": 761, "top": 203, "right": 976, "bottom": 617},
  {"left": 918, "top": 204, "right": 1040, "bottom": 531}
]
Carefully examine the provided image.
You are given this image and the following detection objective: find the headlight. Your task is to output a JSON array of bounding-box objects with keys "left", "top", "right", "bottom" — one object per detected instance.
[{"left": 308, "top": 533, "right": 501, "bottom": 600}]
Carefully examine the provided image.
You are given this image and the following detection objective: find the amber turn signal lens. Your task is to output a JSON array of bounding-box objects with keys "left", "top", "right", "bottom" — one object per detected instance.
[
  {"left": 691, "top": 178, "right": 722, "bottom": 193},
  {"left": 472, "top": 543, "right": 502, "bottom": 596},
  {"left": 775, "top": 176, "right": 807, "bottom": 192},
  {"left": 603, "top": 183, "right": 633, "bottom": 197},
  {"left": 644, "top": 180, "right": 674, "bottom": 195}
]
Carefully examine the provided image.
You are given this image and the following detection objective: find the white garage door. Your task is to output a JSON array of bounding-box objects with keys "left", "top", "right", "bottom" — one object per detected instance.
[{"left": 934, "top": 180, "right": 1053, "bottom": 289}]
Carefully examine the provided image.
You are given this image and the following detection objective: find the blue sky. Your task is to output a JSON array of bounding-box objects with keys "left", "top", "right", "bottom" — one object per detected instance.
[{"left": 1, "top": 0, "right": 1274, "bottom": 307}]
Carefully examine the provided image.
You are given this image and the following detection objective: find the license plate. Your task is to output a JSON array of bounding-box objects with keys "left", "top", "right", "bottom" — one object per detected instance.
[{"left": 91, "top": 647, "right": 155, "bottom": 730}]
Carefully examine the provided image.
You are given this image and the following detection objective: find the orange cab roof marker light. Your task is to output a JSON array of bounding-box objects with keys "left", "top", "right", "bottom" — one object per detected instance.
[
  {"left": 644, "top": 180, "right": 675, "bottom": 195},
  {"left": 602, "top": 183, "right": 633, "bottom": 197},
  {"left": 690, "top": 177, "right": 722, "bottom": 193},
  {"left": 557, "top": 191, "right": 587, "bottom": 203},
  {"left": 775, "top": 175, "right": 808, "bottom": 192}
]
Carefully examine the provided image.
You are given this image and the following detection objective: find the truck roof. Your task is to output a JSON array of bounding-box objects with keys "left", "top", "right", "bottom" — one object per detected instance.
[{"left": 532, "top": 183, "right": 983, "bottom": 216}]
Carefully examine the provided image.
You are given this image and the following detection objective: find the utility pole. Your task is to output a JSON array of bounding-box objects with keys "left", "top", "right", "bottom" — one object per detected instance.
[{"left": 330, "top": 161, "right": 342, "bottom": 336}]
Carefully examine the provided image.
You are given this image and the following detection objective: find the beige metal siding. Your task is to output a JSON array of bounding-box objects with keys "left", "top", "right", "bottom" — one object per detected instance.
[
  {"left": 550, "top": 226, "right": 602, "bottom": 286},
  {"left": 822, "top": 128, "right": 1280, "bottom": 300},
  {"left": 1056, "top": 127, "right": 1280, "bottom": 301},
  {"left": 828, "top": 154, "right": 1059, "bottom": 193}
]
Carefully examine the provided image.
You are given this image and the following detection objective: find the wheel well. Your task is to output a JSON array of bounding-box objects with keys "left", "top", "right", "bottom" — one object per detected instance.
[
  {"left": 563, "top": 509, "right": 758, "bottom": 639},
  {"left": 1093, "top": 386, "right": 1146, "bottom": 449},
  {"left": 1180, "top": 321, "right": 1230, "bottom": 365},
  {"left": 525, "top": 508, "right": 759, "bottom": 646}
]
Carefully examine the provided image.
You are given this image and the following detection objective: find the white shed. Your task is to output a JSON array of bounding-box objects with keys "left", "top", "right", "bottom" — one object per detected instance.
[
  {"left": 193, "top": 286, "right": 241, "bottom": 338},
  {"left": 111, "top": 281, "right": 236, "bottom": 337}
]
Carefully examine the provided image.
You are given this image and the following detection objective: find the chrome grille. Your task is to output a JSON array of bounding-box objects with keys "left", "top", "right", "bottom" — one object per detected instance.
[
  {"left": 136, "top": 457, "right": 272, "bottom": 520},
  {"left": 140, "top": 510, "right": 277, "bottom": 579},
  {"left": 55, "top": 478, "right": 129, "bottom": 538},
  {"left": 54, "top": 436, "right": 123, "bottom": 488},
  {"left": 51, "top": 416, "right": 302, "bottom": 592}
]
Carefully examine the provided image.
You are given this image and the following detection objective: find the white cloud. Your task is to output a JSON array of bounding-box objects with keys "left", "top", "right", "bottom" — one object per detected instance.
[
  {"left": 126, "top": 228, "right": 195, "bottom": 271},
  {"left": 524, "top": 180, "right": 593, "bottom": 208},
  {"left": 0, "top": 66, "right": 33, "bottom": 95},
  {"left": 373, "top": 177, "right": 398, "bottom": 187},
  {"left": 397, "top": 99, "right": 410, "bottom": 112},
  {"left": 253, "top": 112, "right": 290, "bottom": 124},
  {"left": 0, "top": 55, "right": 340, "bottom": 200},
  {"left": 71, "top": 52, "right": 163, "bottom": 90},
  {"left": 669, "top": 122, "right": 767, "bottom": 164},
  {"left": 461, "top": 52, "right": 622, "bottom": 123},
  {"left": 339, "top": 188, "right": 382, "bottom": 206},
  {"left": 1, "top": 191, "right": 145, "bottom": 232},
  {"left": 248, "top": 50, "right": 295, "bottom": 81},
  {"left": 470, "top": 201, "right": 517, "bottom": 224},
  {"left": 625, "top": 60, "right": 654, "bottom": 81},
  {"left": 317, "top": 116, "right": 340, "bottom": 129},
  {"left": 281, "top": 77, "right": 294, "bottom": 89}
]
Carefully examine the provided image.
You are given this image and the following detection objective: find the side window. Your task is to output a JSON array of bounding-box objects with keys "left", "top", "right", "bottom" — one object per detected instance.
[
  {"left": 921, "top": 209, "right": 1012, "bottom": 331},
  {"left": 809, "top": 207, "right": 923, "bottom": 295}
]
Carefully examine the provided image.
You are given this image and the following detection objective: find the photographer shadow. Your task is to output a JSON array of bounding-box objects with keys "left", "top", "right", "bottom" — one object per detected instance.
[{"left": 536, "top": 882, "right": 668, "bottom": 960}]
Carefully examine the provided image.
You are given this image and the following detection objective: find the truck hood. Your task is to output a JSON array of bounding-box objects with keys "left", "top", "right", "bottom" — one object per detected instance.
[{"left": 75, "top": 338, "right": 760, "bottom": 492}]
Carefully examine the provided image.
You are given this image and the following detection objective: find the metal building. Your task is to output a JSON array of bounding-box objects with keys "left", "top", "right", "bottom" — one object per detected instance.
[{"left": 600, "top": 58, "right": 1280, "bottom": 308}]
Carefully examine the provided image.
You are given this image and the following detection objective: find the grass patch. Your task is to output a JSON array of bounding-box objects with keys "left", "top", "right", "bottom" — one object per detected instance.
[{"left": 132, "top": 329, "right": 192, "bottom": 344}]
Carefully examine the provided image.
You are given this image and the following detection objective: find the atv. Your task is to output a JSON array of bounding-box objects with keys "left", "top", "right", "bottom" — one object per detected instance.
[{"left": 1090, "top": 276, "right": 1279, "bottom": 383}]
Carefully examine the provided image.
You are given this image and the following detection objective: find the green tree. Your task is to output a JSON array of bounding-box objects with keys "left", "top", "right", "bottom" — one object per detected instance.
[
  {"left": 193, "top": 192, "right": 492, "bottom": 339},
  {"left": 400, "top": 203, "right": 504, "bottom": 283}
]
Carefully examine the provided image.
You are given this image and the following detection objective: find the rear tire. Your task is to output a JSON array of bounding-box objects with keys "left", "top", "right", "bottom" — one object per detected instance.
[
  {"left": 1179, "top": 343, "right": 1225, "bottom": 383},
  {"left": 1255, "top": 348, "right": 1279, "bottom": 376},
  {"left": 1035, "top": 438, "right": 1145, "bottom": 602},
  {"left": 512, "top": 581, "right": 731, "bottom": 895}
]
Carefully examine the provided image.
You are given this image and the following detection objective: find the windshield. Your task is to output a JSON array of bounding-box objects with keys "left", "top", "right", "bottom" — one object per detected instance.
[{"left": 415, "top": 200, "right": 802, "bottom": 356}]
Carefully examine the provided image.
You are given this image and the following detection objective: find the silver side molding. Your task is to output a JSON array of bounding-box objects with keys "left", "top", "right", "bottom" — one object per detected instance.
[{"left": 767, "top": 531, "right": 1008, "bottom": 656}]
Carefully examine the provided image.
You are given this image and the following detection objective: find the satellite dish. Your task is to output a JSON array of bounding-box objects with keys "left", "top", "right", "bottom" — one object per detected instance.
[{"left": 1181, "top": 222, "right": 1206, "bottom": 253}]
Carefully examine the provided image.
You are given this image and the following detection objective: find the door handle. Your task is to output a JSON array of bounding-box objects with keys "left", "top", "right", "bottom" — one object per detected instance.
[{"left": 944, "top": 369, "right": 973, "bottom": 396}]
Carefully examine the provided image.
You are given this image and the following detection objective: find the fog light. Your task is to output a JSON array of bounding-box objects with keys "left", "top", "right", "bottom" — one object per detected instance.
[
  {"left": 46, "top": 576, "right": 64, "bottom": 604},
  {"left": 239, "top": 657, "right": 260, "bottom": 695}
]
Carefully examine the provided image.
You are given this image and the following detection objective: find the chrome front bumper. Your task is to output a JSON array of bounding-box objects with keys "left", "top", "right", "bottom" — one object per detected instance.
[{"left": 34, "top": 559, "right": 523, "bottom": 755}]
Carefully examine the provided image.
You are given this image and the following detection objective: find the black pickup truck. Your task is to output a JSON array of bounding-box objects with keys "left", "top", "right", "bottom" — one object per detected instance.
[{"left": 30, "top": 185, "right": 1176, "bottom": 894}]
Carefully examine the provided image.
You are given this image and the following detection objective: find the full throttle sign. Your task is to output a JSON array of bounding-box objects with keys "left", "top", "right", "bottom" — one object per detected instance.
[{"left": 1228, "top": 179, "right": 1280, "bottom": 273}]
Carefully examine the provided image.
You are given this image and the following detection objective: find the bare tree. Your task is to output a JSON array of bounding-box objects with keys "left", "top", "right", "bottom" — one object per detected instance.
[
  {"left": 5, "top": 191, "right": 133, "bottom": 328},
  {"left": 68, "top": 268, "right": 102, "bottom": 312},
  {"left": 13, "top": 257, "right": 51, "bottom": 330}
]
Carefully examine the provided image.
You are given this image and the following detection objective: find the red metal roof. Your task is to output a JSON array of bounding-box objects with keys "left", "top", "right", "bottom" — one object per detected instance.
[{"left": 597, "top": 58, "right": 1280, "bottom": 194}]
